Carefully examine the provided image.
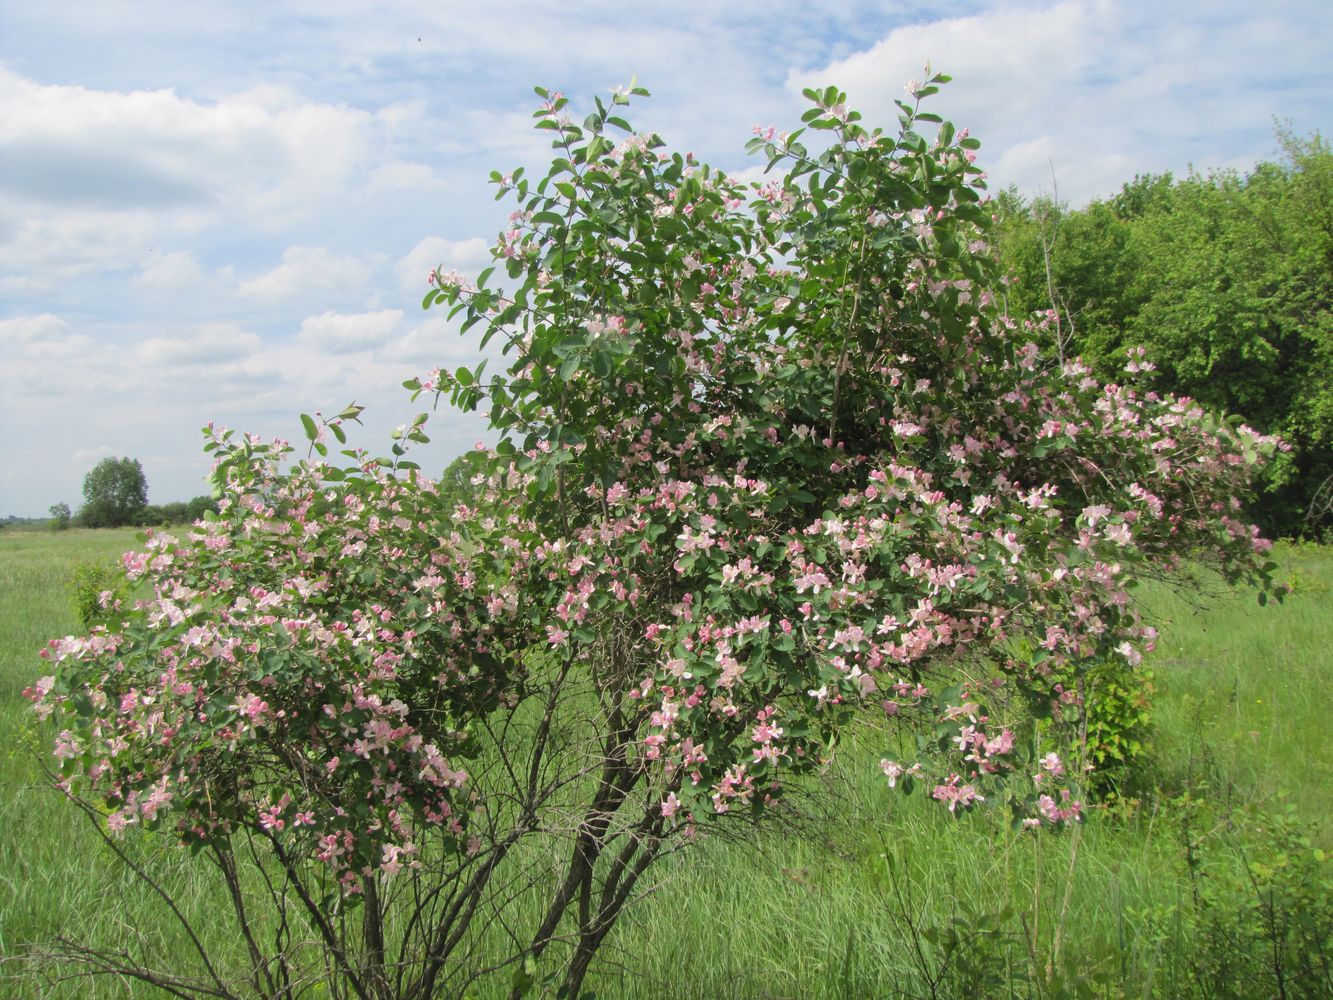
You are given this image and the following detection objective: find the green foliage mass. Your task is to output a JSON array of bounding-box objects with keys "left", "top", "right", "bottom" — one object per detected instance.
[
  {"left": 133, "top": 494, "right": 219, "bottom": 527},
  {"left": 68, "top": 559, "right": 129, "bottom": 630},
  {"left": 995, "top": 128, "right": 1333, "bottom": 539},
  {"left": 3, "top": 534, "right": 1330, "bottom": 997},
  {"left": 79, "top": 456, "right": 148, "bottom": 529},
  {"left": 46, "top": 503, "right": 71, "bottom": 532}
]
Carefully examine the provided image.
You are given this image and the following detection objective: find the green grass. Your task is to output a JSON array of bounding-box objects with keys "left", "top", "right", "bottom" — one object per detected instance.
[
  {"left": 1, "top": 532, "right": 1329, "bottom": 997},
  {"left": 0, "top": 528, "right": 170, "bottom": 995}
]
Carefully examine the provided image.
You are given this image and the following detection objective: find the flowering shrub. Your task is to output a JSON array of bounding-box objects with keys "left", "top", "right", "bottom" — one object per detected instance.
[{"left": 29, "top": 76, "right": 1279, "bottom": 998}]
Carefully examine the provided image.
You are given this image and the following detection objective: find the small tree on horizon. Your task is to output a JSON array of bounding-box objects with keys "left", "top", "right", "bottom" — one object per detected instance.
[
  {"left": 79, "top": 457, "right": 148, "bottom": 528},
  {"left": 47, "top": 502, "right": 72, "bottom": 531}
]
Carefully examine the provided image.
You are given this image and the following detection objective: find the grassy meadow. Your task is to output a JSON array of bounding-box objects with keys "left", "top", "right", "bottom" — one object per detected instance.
[{"left": 0, "top": 528, "right": 1329, "bottom": 998}]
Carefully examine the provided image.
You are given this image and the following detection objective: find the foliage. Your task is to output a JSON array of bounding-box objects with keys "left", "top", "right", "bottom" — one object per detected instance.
[
  {"left": 1176, "top": 797, "right": 1333, "bottom": 999},
  {"left": 437, "top": 451, "right": 484, "bottom": 510},
  {"left": 79, "top": 457, "right": 148, "bottom": 529},
  {"left": 994, "top": 129, "right": 1333, "bottom": 538},
  {"left": 67, "top": 559, "right": 131, "bottom": 631},
  {"left": 46, "top": 503, "right": 71, "bottom": 532},
  {"left": 6, "top": 537, "right": 1328, "bottom": 999},
  {"left": 28, "top": 77, "right": 1280, "bottom": 998},
  {"left": 1036, "top": 653, "right": 1156, "bottom": 800},
  {"left": 874, "top": 797, "right": 1333, "bottom": 1000},
  {"left": 134, "top": 495, "right": 220, "bottom": 527}
]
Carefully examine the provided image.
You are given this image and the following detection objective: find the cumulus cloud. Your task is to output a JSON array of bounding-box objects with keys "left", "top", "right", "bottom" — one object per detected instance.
[
  {"left": 0, "top": 68, "right": 374, "bottom": 220},
  {"left": 790, "top": 0, "right": 1333, "bottom": 203},
  {"left": 298, "top": 309, "right": 405, "bottom": 353},
  {"left": 71, "top": 444, "right": 119, "bottom": 464},
  {"left": 0, "top": 314, "right": 99, "bottom": 387},
  {"left": 135, "top": 324, "right": 264, "bottom": 366},
  {"left": 366, "top": 160, "right": 450, "bottom": 196},
  {"left": 0, "top": 207, "right": 159, "bottom": 286},
  {"left": 133, "top": 251, "right": 206, "bottom": 292},
  {"left": 378, "top": 312, "right": 493, "bottom": 368},
  {"left": 3, "top": 0, "right": 1330, "bottom": 515},
  {"left": 237, "top": 245, "right": 382, "bottom": 302},
  {"left": 0, "top": 68, "right": 400, "bottom": 308},
  {"left": 0, "top": 312, "right": 70, "bottom": 345}
]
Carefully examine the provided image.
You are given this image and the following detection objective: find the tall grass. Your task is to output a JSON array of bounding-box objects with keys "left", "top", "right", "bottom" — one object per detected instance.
[
  {"left": 0, "top": 529, "right": 197, "bottom": 997},
  {"left": 1, "top": 532, "right": 1329, "bottom": 998}
]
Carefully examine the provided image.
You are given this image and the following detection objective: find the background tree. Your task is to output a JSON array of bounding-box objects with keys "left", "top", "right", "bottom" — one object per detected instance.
[
  {"left": 135, "top": 495, "right": 221, "bottom": 526},
  {"left": 79, "top": 457, "right": 148, "bottom": 528},
  {"left": 185, "top": 494, "right": 219, "bottom": 522},
  {"left": 994, "top": 131, "right": 1333, "bottom": 537},
  {"left": 47, "top": 502, "right": 71, "bottom": 531}
]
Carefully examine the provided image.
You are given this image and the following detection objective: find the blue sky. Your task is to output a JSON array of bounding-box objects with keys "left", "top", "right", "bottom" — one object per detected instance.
[{"left": 2, "top": 0, "right": 1330, "bottom": 516}]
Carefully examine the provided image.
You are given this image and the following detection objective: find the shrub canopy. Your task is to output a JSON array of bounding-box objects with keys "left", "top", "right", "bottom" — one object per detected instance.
[{"left": 29, "top": 78, "right": 1281, "bottom": 997}]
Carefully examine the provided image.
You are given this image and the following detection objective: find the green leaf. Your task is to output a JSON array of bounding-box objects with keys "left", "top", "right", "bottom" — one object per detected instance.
[{"left": 300, "top": 414, "right": 318, "bottom": 441}]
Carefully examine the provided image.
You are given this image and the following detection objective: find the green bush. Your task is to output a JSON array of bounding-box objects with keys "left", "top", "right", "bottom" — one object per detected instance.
[
  {"left": 1012, "top": 645, "right": 1157, "bottom": 801},
  {"left": 68, "top": 560, "right": 129, "bottom": 630},
  {"left": 1178, "top": 798, "right": 1333, "bottom": 998},
  {"left": 1078, "top": 657, "right": 1156, "bottom": 798}
]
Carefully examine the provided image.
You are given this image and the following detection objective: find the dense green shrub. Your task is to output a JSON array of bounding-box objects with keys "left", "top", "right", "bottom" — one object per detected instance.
[
  {"left": 29, "top": 77, "right": 1279, "bottom": 998},
  {"left": 68, "top": 560, "right": 129, "bottom": 630},
  {"left": 995, "top": 130, "right": 1333, "bottom": 539}
]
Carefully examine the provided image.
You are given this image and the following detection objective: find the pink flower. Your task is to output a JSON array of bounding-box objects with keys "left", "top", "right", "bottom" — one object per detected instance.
[
  {"left": 931, "top": 777, "right": 985, "bottom": 813},
  {"left": 880, "top": 760, "right": 904, "bottom": 787}
]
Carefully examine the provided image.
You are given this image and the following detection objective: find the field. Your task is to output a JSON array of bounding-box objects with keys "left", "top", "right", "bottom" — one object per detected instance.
[{"left": 1, "top": 528, "right": 1329, "bottom": 998}]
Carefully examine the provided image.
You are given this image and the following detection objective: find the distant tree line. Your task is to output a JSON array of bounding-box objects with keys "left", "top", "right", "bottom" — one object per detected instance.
[
  {"left": 48, "top": 456, "right": 217, "bottom": 530},
  {"left": 994, "top": 127, "right": 1332, "bottom": 538}
]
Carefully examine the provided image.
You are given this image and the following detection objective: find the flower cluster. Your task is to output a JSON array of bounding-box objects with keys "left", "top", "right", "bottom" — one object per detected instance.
[{"left": 30, "top": 433, "right": 534, "bottom": 883}]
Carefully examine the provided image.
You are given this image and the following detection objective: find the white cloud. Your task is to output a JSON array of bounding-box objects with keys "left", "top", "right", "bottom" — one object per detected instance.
[
  {"left": 0, "top": 207, "right": 159, "bottom": 286},
  {"left": 133, "top": 251, "right": 206, "bottom": 292},
  {"left": 3, "top": 0, "right": 1331, "bottom": 515},
  {"left": 0, "top": 68, "right": 374, "bottom": 219},
  {"left": 0, "top": 312, "right": 69, "bottom": 345},
  {"left": 366, "top": 160, "right": 449, "bottom": 196},
  {"left": 0, "top": 314, "right": 99, "bottom": 390},
  {"left": 135, "top": 324, "right": 264, "bottom": 366},
  {"left": 378, "top": 312, "right": 491, "bottom": 368},
  {"left": 790, "top": 0, "right": 1333, "bottom": 203},
  {"left": 237, "top": 245, "right": 381, "bottom": 301},
  {"left": 0, "top": 68, "right": 394, "bottom": 306},
  {"left": 71, "top": 444, "right": 118, "bottom": 464},
  {"left": 298, "top": 309, "right": 405, "bottom": 353}
]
